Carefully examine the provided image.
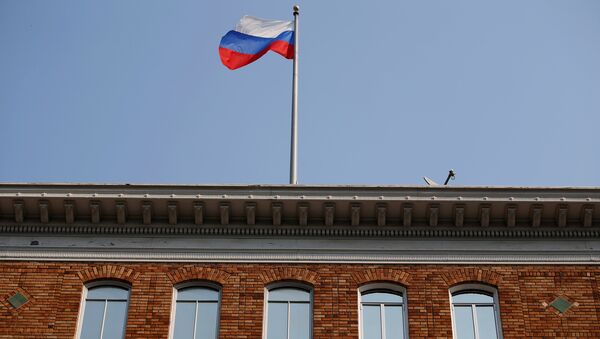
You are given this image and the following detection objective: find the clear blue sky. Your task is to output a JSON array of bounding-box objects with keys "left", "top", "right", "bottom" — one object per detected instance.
[{"left": 1, "top": 1, "right": 599, "bottom": 186}]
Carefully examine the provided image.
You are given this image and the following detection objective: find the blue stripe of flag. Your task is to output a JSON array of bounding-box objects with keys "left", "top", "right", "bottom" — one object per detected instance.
[{"left": 219, "top": 30, "right": 294, "bottom": 55}]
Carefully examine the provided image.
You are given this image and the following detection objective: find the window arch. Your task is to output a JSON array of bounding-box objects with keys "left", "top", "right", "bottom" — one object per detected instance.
[
  {"left": 450, "top": 284, "right": 503, "bottom": 339},
  {"left": 264, "top": 281, "right": 312, "bottom": 339},
  {"left": 76, "top": 280, "right": 131, "bottom": 339},
  {"left": 170, "top": 281, "right": 221, "bottom": 339},
  {"left": 358, "top": 283, "right": 408, "bottom": 339}
]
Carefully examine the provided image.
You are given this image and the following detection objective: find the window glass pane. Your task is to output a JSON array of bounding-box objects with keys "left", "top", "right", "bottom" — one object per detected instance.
[
  {"left": 269, "top": 288, "right": 310, "bottom": 302},
  {"left": 289, "top": 302, "right": 310, "bottom": 339},
  {"left": 102, "top": 300, "right": 128, "bottom": 339},
  {"left": 476, "top": 306, "right": 498, "bottom": 339},
  {"left": 362, "top": 305, "right": 382, "bottom": 339},
  {"left": 196, "top": 302, "right": 219, "bottom": 339},
  {"left": 453, "top": 306, "right": 475, "bottom": 339},
  {"left": 384, "top": 305, "right": 404, "bottom": 339},
  {"left": 174, "top": 302, "right": 196, "bottom": 339},
  {"left": 178, "top": 287, "right": 219, "bottom": 302},
  {"left": 87, "top": 286, "right": 129, "bottom": 300},
  {"left": 452, "top": 292, "right": 493, "bottom": 304},
  {"left": 362, "top": 291, "right": 403, "bottom": 303},
  {"left": 267, "top": 302, "right": 288, "bottom": 339},
  {"left": 80, "top": 300, "right": 104, "bottom": 339}
]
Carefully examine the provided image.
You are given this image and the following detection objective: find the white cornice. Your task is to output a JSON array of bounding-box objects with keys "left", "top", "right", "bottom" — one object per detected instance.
[
  {"left": 0, "top": 223, "right": 599, "bottom": 238},
  {"left": 2, "top": 249, "right": 599, "bottom": 264},
  {"left": 0, "top": 184, "right": 598, "bottom": 238}
]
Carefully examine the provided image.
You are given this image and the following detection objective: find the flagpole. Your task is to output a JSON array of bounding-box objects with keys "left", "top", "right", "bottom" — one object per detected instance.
[{"left": 289, "top": 5, "right": 299, "bottom": 184}]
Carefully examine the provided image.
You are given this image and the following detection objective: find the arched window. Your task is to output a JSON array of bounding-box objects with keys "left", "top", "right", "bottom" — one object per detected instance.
[
  {"left": 359, "top": 283, "right": 408, "bottom": 339},
  {"left": 171, "top": 282, "right": 221, "bottom": 339},
  {"left": 77, "top": 281, "right": 130, "bottom": 339},
  {"left": 264, "top": 282, "right": 312, "bottom": 339},
  {"left": 450, "top": 284, "right": 503, "bottom": 339}
]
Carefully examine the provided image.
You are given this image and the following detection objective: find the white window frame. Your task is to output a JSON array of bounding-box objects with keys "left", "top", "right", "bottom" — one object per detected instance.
[
  {"left": 75, "top": 280, "right": 131, "bottom": 339},
  {"left": 358, "top": 283, "right": 409, "bottom": 339},
  {"left": 169, "top": 281, "right": 222, "bottom": 339},
  {"left": 263, "top": 281, "right": 313, "bottom": 339},
  {"left": 449, "top": 283, "right": 503, "bottom": 339}
]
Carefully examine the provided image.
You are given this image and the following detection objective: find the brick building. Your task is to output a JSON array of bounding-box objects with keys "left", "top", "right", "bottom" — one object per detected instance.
[{"left": 1, "top": 183, "right": 599, "bottom": 338}]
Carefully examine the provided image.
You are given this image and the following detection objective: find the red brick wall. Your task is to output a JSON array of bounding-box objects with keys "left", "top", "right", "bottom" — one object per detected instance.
[{"left": 1, "top": 262, "right": 599, "bottom": 338}]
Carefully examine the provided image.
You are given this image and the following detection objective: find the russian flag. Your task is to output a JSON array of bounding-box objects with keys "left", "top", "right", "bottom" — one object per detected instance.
[{"left": 219, "top": 16, "right": 294, "bottom": 70}]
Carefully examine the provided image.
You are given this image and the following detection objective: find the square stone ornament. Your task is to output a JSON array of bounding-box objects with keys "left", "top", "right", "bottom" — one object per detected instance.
[
  {"left": 7, "top": 292, "right": 28, "bottom": 309},
  {"left": 549, "top": 296, "right": 573, "bottom": 314}
]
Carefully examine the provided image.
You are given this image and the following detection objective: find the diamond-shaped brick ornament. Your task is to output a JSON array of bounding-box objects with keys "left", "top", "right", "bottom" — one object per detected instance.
[{"left": 7, "top": 292, "right": 28, "bottom": 309}]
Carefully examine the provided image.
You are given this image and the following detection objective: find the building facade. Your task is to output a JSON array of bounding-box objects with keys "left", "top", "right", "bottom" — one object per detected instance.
[{"left": 0, "top": 183, "right": 599, "bottom": 338}]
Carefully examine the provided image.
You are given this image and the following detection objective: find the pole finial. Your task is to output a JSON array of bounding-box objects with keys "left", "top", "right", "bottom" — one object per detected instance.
[{"left": 293, "top": 5, "right": 299, "bottom": 15}]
